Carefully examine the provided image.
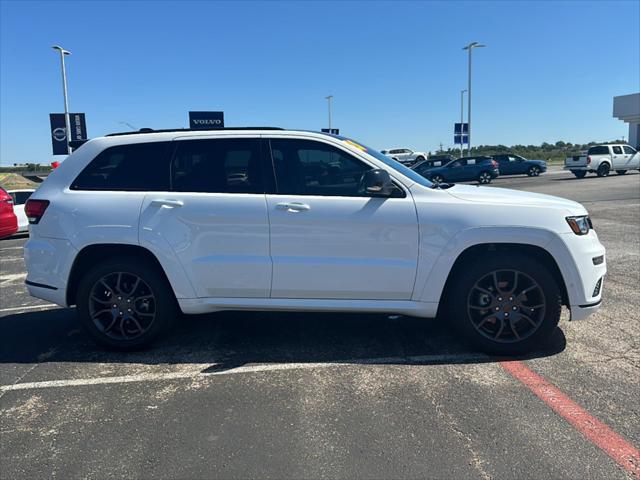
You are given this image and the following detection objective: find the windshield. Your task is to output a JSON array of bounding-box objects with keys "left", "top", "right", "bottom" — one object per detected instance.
[{"left": 333, "top": 135, "right": 434, "bottom": 188}]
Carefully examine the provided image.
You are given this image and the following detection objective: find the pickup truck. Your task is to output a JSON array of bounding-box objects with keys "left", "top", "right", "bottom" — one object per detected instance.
[{"left": 564, "top": 144, "right": 639, "bottom": 178}]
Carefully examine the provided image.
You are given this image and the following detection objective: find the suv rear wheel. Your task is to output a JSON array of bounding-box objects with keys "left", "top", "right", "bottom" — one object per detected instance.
[
  {"left": 447, "top": 252, "right": 561, "bottom": 355},
  {"left": 431, "top": 174, "right": 445, "bottom": 184},
  {"left": 596, "top": 163, "right": 610, "bottom": 177},
  {"left": 76, "top": 257, "right": 177, "bottom": 350},
  {"left": 478, "top": 171, "right": 492, "bottom": 184},
  {"left": 527, "top": 165, "right": 541, "bottom": 177}
]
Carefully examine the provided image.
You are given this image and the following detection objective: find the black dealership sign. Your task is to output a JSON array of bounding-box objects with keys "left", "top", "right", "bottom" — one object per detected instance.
[
  {"left": 50, "top": 113, "right": 87, "bottom": 155},
  {"left": 189, "top": 111, "right": 225, "bottom": 129}
]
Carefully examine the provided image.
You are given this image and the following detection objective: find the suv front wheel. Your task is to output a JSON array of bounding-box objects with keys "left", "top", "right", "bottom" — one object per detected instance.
[
  {"left": 76, "top": 257, "right": 177, "bottom": 350},
  {"left": 447, "top": 252, "right": 561, "bottom": 355}
]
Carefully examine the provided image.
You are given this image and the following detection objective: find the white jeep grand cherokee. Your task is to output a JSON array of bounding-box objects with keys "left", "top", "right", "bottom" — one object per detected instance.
[{"left": 24, "top": 128, "right": 606, "bottom": 354}]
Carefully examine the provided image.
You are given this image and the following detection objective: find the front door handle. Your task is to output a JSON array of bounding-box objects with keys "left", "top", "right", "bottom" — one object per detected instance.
[
  {"left": 276, "top": 202, "right": 311, "bottom": 212},
  {"left": 151, "top": 199, "right": 184, "bottom": 208}
]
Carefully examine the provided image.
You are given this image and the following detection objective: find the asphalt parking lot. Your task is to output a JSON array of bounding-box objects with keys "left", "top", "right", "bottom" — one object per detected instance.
[{"left": 1, "top": 168, "right": 639, "bottom": 479}]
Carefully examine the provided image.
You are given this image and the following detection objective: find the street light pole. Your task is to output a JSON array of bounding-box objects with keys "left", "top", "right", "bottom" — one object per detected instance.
[
  {"left": 52, "top": 45, "right": 72, "bottom": 155},
  {"left": 325, "top": 95, "right": 333, "bottom": 132},
  {"left": 460, "top": 89, "right": 467, "bottom": 158},
  {"left": 463, "top": 42, "right": 485, "bottom": 156}
]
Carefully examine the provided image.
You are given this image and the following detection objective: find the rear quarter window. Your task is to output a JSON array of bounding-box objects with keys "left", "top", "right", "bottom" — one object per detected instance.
[{"left": 71, "top": 142, "right": 172, "bottom": 191}]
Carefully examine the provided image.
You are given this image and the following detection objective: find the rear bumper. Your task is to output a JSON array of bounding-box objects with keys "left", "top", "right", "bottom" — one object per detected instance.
[
  {"left": 25, "top": 282, "right": 68, "bottom": 306},
  {"left": 564, "top": 165, "right": 589, "bottom": 171},
  {"left": 24, "top": 237, "right": 77, "bottom": 307},
  {"left": 0, "top": 220, "right": 18, "bottom": 238}
]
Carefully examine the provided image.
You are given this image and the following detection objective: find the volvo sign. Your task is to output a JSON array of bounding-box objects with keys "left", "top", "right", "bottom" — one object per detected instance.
[
  {"left": 50, "top": 113, "right": 87, "bottom": 155},
  {"left": 189, "top": 111, "right": 225, "bottom": 129}
]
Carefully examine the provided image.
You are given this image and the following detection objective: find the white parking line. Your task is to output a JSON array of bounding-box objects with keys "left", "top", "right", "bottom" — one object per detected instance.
[
  {"left": 0, "top": 353, "right": 489, "bottom": 393},
  {"left": 0, "top": 273, "right": 27, "bottom": 286},
  {"left": 0, "top": 246, "right": 24, "bottom": 251},
  {"left": 0, "top": 303, "right": 57, "bottom": 313}
]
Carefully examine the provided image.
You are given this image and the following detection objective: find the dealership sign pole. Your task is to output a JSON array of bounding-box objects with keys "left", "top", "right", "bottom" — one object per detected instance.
[
  {"left": 460, "top": 89, "right": 467, "bottom": 158},
  {"left": 52, "top": 45, "right": 72, "bottom": 155},
  {"left": 463, "top": 42, "right": 485, "bottom": 156},
  {"left": 325, "top": 95, "right": 333, "bottom": 133}
]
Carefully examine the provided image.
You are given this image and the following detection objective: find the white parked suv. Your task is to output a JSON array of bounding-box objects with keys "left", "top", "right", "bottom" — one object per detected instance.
[
  {"left": 24, "top": 128, "right": 606, "bottom": 354},
  {"left": 564, "top": 144, "right": 639, "bottom": 178},
  {"left": 8, "top": 189, "right": 35, "bottom": 232},
  {"left": 380, "top": 148, "right": 427, "bottom": 165}
]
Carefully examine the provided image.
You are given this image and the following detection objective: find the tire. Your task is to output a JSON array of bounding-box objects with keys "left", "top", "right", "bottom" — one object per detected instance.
[
  {"left": 616, "top": 170, "right": 627, "bottom": 175},
  {"left": 76, "top": 257, "right": 177, "bottom": 350},
  {"left": 414, "top": 156, "right": 426, "bottom": 163},
  {"left": 527, "top": 166, "right": 541, "bottom": 177},
  {"left": 596, "top": 163, "right": 610, "bottom": 177},
  {"left": 477, "top": 171, "right": 492, "bottom": 184},
  {"left": 446, "top": 252, "right": 561, "bottom": 355},
  {"left": 573, "top": 170, "right": 586, "bottom": 179},
  {"left": 431, "top": 174, "right": 445, "bottom": 184}
]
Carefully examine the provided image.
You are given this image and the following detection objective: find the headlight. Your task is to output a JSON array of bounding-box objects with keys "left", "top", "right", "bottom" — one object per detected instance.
[{"left": 566, "top": 216, "right": 590, "bottom": 235}]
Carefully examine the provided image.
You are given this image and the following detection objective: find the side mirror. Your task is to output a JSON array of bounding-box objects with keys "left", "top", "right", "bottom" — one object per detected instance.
[{"left": 361, "top": 169, "right": 395, "bottom": 197}]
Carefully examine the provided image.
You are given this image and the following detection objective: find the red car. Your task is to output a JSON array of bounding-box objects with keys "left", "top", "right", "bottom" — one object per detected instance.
[{"left": 0, "top": 186, "right": 18, "bottom": 239}]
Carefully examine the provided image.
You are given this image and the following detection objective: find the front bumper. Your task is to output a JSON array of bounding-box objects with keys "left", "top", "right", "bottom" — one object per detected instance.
[
  {"left": 547, "top": 231, "right": 606, "bottom": 321},
  {"left": 570, "top": 299, "right": 603, "bottom": 321}
]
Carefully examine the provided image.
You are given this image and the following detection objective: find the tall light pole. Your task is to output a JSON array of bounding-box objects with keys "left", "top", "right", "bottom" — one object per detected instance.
[
  {"left": 460, "top": 89, "right": 467, "bottom": 158},
  {"left": 52, "top": 45, "right": 72, "bottom": 154},
  {"left": 463, "top": 42, "right": 485, "bottom": 156},
  {"left": 325, "top": 95, "right": 333, "bottom": 132}
]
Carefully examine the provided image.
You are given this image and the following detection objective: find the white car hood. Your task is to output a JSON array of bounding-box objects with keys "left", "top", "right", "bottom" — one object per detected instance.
[{"left": 446, "top": 185, "right": 587, "bottom": 214}]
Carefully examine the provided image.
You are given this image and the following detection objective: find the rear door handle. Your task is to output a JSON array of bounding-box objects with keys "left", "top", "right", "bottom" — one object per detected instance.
[
  {"left": 151, "top": 199, "right": 184, "bottom": 208},
  {"left": 276, "top": 202, "right": 310, "bottom": 212}
]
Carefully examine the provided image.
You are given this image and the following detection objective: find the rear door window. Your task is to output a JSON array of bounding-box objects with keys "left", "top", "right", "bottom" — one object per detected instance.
[
  {"left": 171, "top": 138, "right": 264, "bottom": 193},
  {"left": 612, "top": 146, "right": 623, "bottom": 154},
  {"left": 71, "top": 142, "right": 172, "bottom": 191}
]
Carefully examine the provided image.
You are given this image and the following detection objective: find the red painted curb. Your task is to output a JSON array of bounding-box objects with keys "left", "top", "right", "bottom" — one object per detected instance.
[{"left": 500, "top": 360, "right": 639, "bottom": 477}]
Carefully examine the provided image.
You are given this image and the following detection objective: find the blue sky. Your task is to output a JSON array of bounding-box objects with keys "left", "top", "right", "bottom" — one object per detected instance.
[{"left": 1, "top": 0, "right": 639, "bottom": 165}]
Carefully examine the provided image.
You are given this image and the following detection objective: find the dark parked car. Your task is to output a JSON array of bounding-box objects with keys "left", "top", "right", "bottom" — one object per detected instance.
[
  {"left": 414, "top": 156, "right": 499, "bottom": 184},
  {"left": 492, "top": 154, "right": 547, "bottom": 176},
  {"left": 410, "top": 154, "right": 455, "bottom": 172}
]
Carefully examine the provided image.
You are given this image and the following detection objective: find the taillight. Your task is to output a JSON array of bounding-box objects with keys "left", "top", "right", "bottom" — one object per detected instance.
[
  {"left": 587, "top": 156, "right": 591, "bottom": 164},
  {"left": 25, "top": 199, "right": 50, "bottom": 224}
]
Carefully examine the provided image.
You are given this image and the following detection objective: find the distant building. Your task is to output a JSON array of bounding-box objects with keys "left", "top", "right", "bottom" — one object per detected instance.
[{"left": 613, "top": 93, "right": 640, "bottom": 148}]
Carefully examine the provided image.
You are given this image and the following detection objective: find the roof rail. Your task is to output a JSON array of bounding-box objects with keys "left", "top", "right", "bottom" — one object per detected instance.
[{"left": 106, "top": 127, "right": 285, "bottom": 137}]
